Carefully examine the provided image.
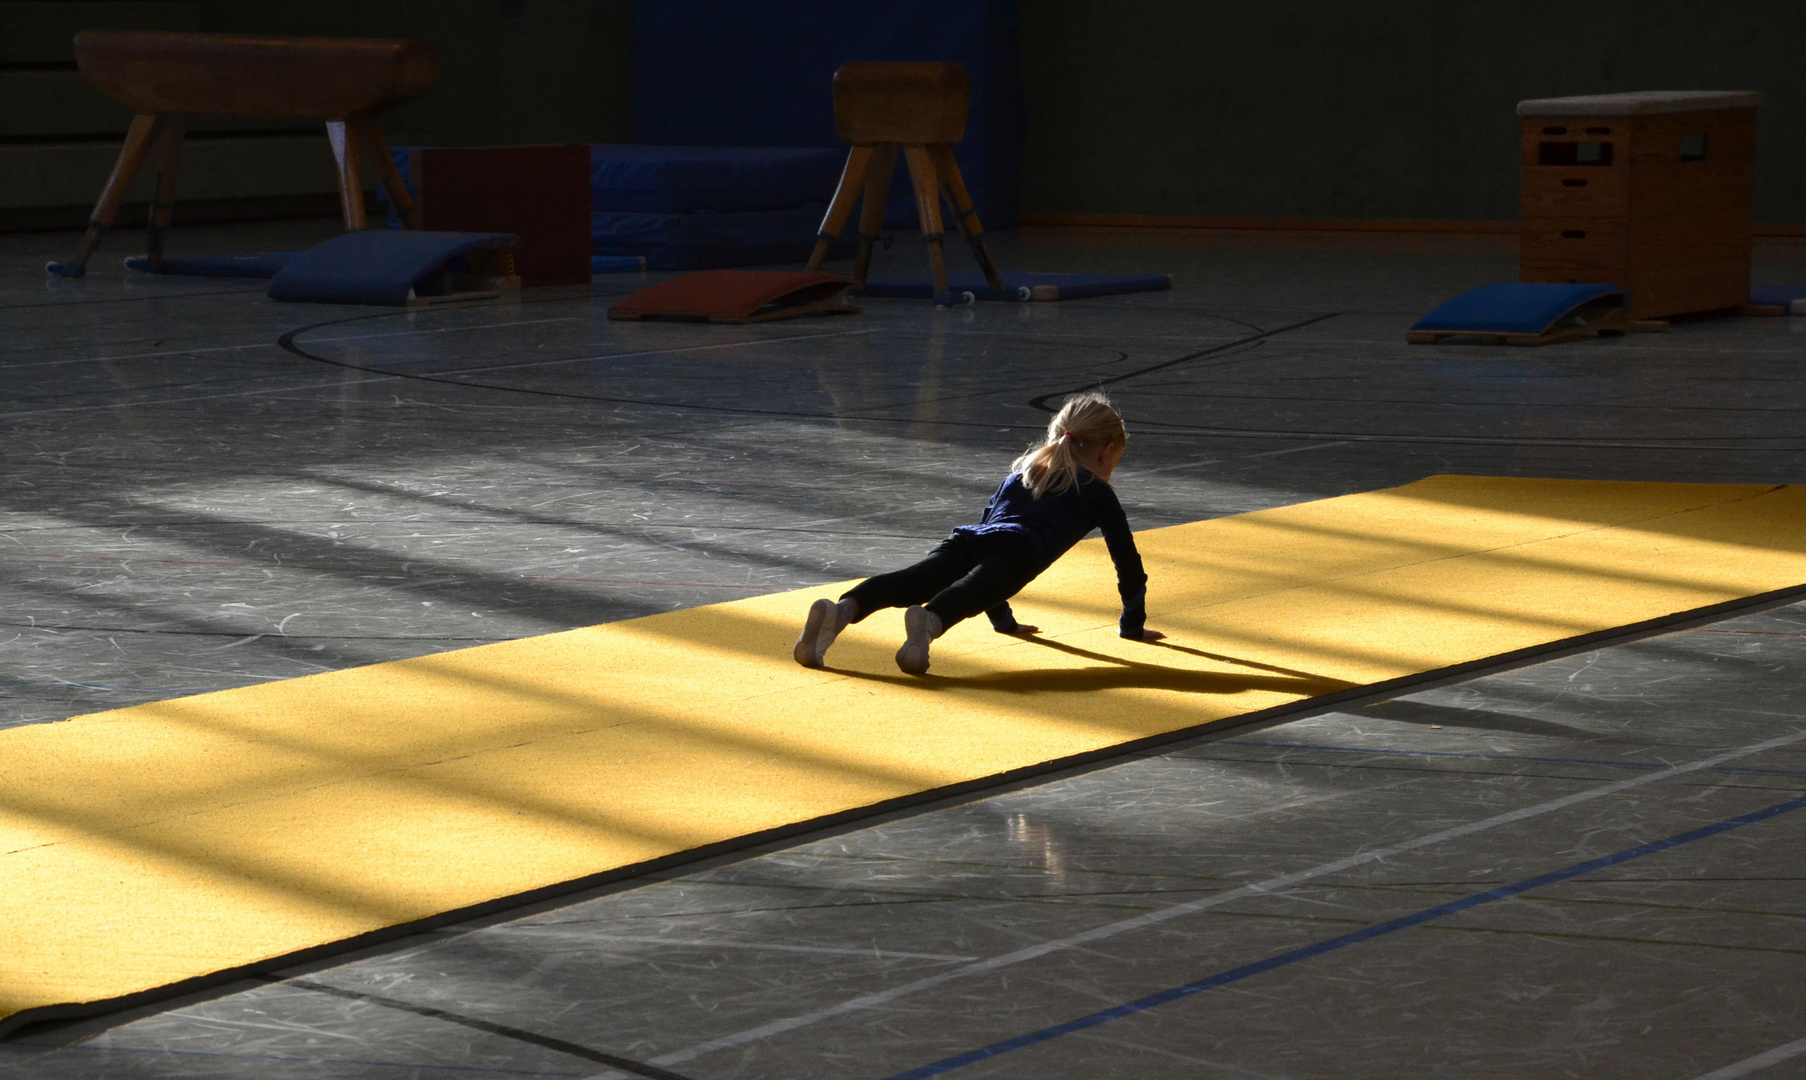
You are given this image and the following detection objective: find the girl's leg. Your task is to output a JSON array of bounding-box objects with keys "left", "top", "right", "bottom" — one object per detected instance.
[
  {"left": 922, "top": 543, "right": 1042, "bottom": 630},
  {"left": 841, "top": 536, "right": 975, "bottom": 621},
  {"left": 897, "top": 536, "right": 1043, "bottom": 676},
  {"left": 799, "top": 536, "right": 976, "bottom": 669}
]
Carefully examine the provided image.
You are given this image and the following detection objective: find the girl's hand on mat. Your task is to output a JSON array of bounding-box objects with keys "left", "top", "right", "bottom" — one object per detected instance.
[{"left": 1007, "top": 624, "right": 1040, "bottom": 635}]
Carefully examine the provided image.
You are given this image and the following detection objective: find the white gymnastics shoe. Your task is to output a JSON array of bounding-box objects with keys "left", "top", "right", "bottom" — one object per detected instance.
[
  {"left": 794, "top": 597, "right": 854, "bottom": 668},
  {"left": 895, "top": 605, "right": 942, "bottom": 675}
]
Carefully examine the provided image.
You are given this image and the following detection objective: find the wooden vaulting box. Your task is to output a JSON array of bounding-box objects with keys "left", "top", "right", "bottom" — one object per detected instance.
[{"left": 1517, "top": 90, "right": 1760, "bottom": 319}]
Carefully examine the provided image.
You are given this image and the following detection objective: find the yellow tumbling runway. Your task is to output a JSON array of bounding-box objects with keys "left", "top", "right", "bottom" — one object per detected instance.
[{"left": 3, "top": 476, "right": 1803, "bottom": 1029}]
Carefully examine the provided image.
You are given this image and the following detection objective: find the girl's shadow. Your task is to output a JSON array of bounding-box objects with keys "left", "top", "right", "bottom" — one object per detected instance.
[{"left": 838, "top": 635, "right": 1354, "bottom": 698}]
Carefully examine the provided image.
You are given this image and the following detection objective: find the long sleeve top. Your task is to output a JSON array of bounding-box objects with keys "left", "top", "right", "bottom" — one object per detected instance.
[{"left": 953, "top": 468, "right": 1149, "bottom": 637}]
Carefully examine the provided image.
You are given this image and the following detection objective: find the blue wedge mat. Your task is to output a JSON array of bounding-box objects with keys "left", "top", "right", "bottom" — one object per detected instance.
[
  {"left": 1411, "top": 283, "right": 1625, "bottom": 335},
  {"left": 857, "top": 271, "right": 1172, "bottom": 303},
  {"left": 123, "top": 252, "right": 298, "bottom": 279},
  {"left": 1751, "top": 285, "right": 1806, "bottom": 309},
  {"left": 267, "top": 231, "right": 519, "bottom": 306}
]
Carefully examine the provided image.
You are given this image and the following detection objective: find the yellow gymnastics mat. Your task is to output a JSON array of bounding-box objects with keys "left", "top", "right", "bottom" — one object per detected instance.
[{"left": 4, "top": 475, "right": 1804, "bottom": 1031}]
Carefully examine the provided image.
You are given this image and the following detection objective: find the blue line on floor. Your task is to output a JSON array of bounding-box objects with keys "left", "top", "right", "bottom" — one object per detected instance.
[
  {"left": 6, "top": 1041, "right": 584, "bottom": 1077},
  {"left": 882, "top": 790, "right": 1806, "bottom": 1080},
  {"left": 1225, "top": 740, "right": 1806, "bottom": 778}
]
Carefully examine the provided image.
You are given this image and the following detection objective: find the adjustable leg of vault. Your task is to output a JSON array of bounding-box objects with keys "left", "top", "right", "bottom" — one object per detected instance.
[
  {"left": 808, "top": 145, "right": 872, "bottom": 273},
  {"left": 48, "top": 112, "right": 169, "bottom": 277},
  {"left": 143, "top": 114, "right": 185, "bottom": 268},
  {"left": 931, "top": 145, "right": 1004, "bottom": 294},
  {"left": 902, "top": 146, "right": 952, "bottom": 302},
  {"left": 852, "top": 144, "right": 898, "bottom": 286}
]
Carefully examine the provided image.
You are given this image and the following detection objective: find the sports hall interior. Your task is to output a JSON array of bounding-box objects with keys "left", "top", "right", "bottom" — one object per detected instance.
[{"left": 2, "top": 3, "right": 1804, "bottom": 1078}]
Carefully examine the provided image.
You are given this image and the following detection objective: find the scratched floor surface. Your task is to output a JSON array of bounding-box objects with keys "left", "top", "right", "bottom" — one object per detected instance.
[{"left": 1, "top": 221, "right": 1803, "bottom": 1079}]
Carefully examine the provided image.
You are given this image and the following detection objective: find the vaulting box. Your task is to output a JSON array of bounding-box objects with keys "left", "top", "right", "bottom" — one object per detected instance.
[{"left": 1517, "top": 91, "right": 1759, "bottom": 319}]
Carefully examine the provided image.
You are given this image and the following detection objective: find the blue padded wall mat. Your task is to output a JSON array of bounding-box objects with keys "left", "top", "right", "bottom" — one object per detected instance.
[
  {"left": 1751, "top": 285, "right": 1806, "bottom": 309},
  {"left": 590, "top": 145, "right": 843, "bottom": 213},
  {"left": 592, "top": 206, "right": 852, "bottom": 271},
  {"left": 1411, "top": 283, "right": 1625, "bottom": 335},
  {"left": 124, "top": 252, "right": 298, "bottom": 279},
  {"left": 632, "top": 0, "right": 1022, "bottom": 229},
  {"left": 268, "top": 231, "right": 519, "bottom": 306},
  {"left": 858, "top": 271, "right": 1173, "bottom": 303}
]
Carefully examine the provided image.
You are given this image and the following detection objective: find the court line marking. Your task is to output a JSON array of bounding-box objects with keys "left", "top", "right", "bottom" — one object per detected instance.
[
  {"left": 884, "top": 788, "right": 1806, "bottom": 1078},
  {"left": 632, "top": 727, "right": 1806, "bottom": 1072},
  {"left": 474, "top": 928, "right": 976, "bottom": 963},
  {"left": 1222, "top": 739, "right": 1806, "bottom": 778},
  {"left": 3, "top": 1038, "right": 581, "bottom": 1076},
  {"left": 1690, "top": 1034, "right": 1806, "bottom": 1079}
]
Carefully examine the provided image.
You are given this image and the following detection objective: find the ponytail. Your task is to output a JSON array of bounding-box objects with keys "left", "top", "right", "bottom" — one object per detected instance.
[{"left": 1011, "top": 392, "right": 1127, "bottom": 498}]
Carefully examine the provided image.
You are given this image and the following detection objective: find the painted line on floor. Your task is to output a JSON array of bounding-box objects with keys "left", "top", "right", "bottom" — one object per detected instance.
[
  {"left": 481, "top": 928, "right": 977, "bottom": 962},
  {"left": 1690, "top": 1033, "right": 1806, "bottom": 1079},
  {"left": 641, "top": 727, "right": 1806, "bottom": 1070},
  {"left": 884, "top": 788, "right": 1806, "bottom": 1079},
  {"left": 277, "top": 978, "right": 697, "bottom": 1080},
  {"left": 2, "top": 1040, "right": 585, "bottom": 1077},
  {"left": 1222, "top": 740, "right": 1806, "bottom": 778}
]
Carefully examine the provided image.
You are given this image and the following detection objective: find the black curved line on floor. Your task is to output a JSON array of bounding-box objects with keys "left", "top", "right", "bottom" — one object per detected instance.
[
  {"left": 1025, "top": 312, "right": 1341, "bottom": 411},
  {"left": 266, "top": 976, "right": 699, "bottom": 1080},
  {"left": 0, "top": 284, "right": 268, "bottom": 311},
  {"left": 1128, "top": 419, "right": 1806, "bottom": 452},
  {"left": 277, "top": 314, "right": 1055, "bottom": 430},
  {"left": 278, "top": 308, "right": 1805, "bottom": 451}
]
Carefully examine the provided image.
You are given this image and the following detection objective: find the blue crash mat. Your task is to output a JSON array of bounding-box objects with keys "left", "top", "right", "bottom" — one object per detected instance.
[
  {"left": 124, "top": 252, "right": 298, "bottom": 279},
  {"left": 267, "top": 231, "right": 519, "bottom": 306},
  {"left": 857, "top": 271, "right": 1173, "bottom": 302},
  {"left": 1412, "top": 283, "right": 1625, "bottom": 335}
]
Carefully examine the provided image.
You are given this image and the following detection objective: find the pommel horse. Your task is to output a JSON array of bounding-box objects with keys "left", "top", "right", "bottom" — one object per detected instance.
[
  {"left": 47, "top": 29, "right": 434, "bottom": 278},
  {"left": 806, "top": 61, "right": 1004, "bottom": 305}
]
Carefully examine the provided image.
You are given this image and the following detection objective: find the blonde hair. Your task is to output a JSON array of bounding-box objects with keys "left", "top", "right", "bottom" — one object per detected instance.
[{"left": 1011, "top": 392, "right": 1127, "bottom": 498}]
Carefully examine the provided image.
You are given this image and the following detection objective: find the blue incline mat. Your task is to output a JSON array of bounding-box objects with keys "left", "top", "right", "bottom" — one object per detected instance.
[
  {"left": 267, "top": 231, "right": 519, "bottom": 306},
  {"left": 857, "top": 271, "right": 1172, "bottom": 303},
  {"left": 1412, "top": 283, "right": 1625, "bottom": 335},
  {"left": 124, "top": 252, "right": 298, "bottom": 279}
]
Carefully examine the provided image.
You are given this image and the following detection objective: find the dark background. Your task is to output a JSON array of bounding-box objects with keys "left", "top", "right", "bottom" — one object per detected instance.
[{"left": 3, "top": 0, "right": 1802, "bottom": 228}]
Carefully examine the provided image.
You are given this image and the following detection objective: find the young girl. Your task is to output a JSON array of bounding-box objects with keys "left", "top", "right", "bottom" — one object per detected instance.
[{"left": 794, "top": 392, "right": 1162, "bottom": 675}]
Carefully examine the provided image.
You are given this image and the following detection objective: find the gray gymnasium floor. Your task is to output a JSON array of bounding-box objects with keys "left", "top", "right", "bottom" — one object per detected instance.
[{"left": 1, "top": 221, "right": 1803, "bottom": 1079}]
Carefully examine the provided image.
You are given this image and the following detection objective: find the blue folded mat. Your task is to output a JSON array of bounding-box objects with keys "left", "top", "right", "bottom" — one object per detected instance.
[
  {"left": 858, "top": 271, "right": 1173, "bottom": 303},
  {"left": 267, "top": 231, "right": 520, "bottom": 306},
  {"left": 1411, "top": 283, "right": 1625, "bottom": 335}
]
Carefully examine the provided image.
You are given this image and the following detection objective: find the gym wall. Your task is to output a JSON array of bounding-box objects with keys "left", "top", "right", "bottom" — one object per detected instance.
[
  {"left": 6, "top": 1, "right": 1803, "bottom": 230},
  {"left": 0, "top": 0, "right": 631, "bottom": 229},
  {"left": 1019, "top": 1, "right": 1806, "bottom": 225}
]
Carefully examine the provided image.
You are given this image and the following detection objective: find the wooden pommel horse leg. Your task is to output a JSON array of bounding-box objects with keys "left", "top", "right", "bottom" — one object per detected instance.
[
  {"left": 49, "top": 30, "right": 434, "bottom": 278},
  {"left": 806, "top": 61, "right": 1005, "bottom": 303}
]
